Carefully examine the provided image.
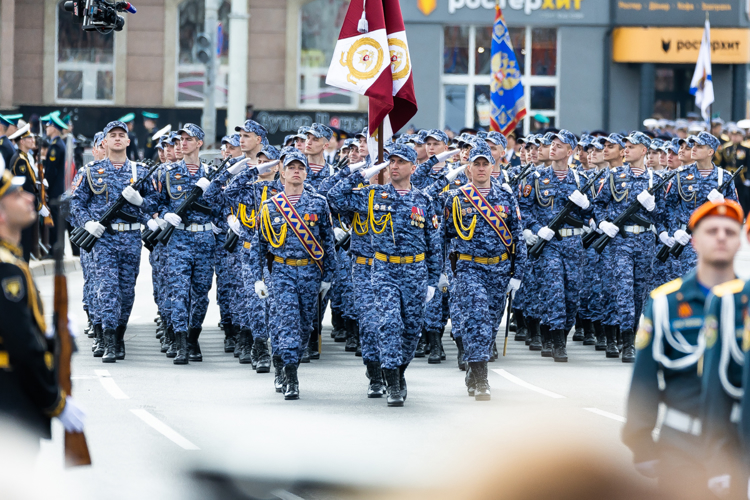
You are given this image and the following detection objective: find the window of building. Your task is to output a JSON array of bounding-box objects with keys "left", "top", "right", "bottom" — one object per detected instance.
[
  {"left": 441, "top": 25, "right": 558, "bottom": 134},
  {"left": 56, "top": 1, "right": 115, "bottom": 103},
  {"left": 177, "top": 0, "right": 230, "bottom": 106},
  {"left": 298, "top": 0, "right": 356, "bottom": 109}
]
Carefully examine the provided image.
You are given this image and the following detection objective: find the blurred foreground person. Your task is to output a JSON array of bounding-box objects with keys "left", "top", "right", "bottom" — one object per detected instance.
[
  {"left": 623, "top": 199, "right": 744, "bottom": 497},
  {"left": 0, "top": 168, "right": 85, "bottom": 447}
]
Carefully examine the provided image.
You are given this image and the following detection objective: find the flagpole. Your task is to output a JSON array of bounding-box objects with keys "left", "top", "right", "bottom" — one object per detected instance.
[
  {"left": 377, "top": 122, "right": 384, "bottom": 184},
  {"left": 706, "top": 11, "right": 710, "bottom": 132}
]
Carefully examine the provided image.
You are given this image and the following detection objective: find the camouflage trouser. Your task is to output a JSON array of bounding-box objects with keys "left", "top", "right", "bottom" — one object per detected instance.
[
  {"left": 267, "top": 260, "right": 321, "bottom": 365},
  {"left": 149, "top": 243, "right": 160, "bottom": 309},
  {"left": 81, "top": 248, "right": 94, "bottom": 317},
  {"left": 214, "top": 233, "right": 241, "bottom": 326},
  {"left": 92, "top": 230, "right": 141, "bottom": 331},
  {"left": 157, "top": 241, "right": 171, "bottom": 327},
  {"left": 240, "top": 243, "right": 269, "bottom": 340},
  {"left": 424, "top": 255, "right": 451, "bottom": 334},
  {"left": 454, "top": 260, "right": 511, "bottom": 362},
  {"left": 352, "top": 259, "right": 379, "bottom": 364},
  {"left": 578, "top": 247, "right": 601, "bottom": 321},
  {"left": 372, "top": 260, "right": 428, "bottom": 370},
  {"left": 613, "top": 233, "right": 652, "bottom": 332},
  {"left": 167, "top": 229, "right": 214, "bottom": 332},
  {"left": 600, "top": 243, "right": 618, "bottom": 327},
  {"left": 538, "top": 236, "right": 582, "bottom": 332}
]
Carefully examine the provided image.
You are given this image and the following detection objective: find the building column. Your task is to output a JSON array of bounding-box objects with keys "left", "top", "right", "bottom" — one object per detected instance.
[
  {"left": 732, "top": 64, "right": 747, "bottom": 121},
  {"left": 0, "top": 0, "right": 14, "bottom": 108},
  {"left": 639, "top": 63, "right": 655, "bottom": 125}
]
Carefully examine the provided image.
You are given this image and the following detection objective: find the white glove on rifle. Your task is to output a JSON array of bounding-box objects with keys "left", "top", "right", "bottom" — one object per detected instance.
[
  {"left": 568, "top": 189, "right": 590, "bottom": 209},
  {"left": 445, "top": 165, "right": 467, "bottom": 183},
  {"left": 537, "top": 226, "right": 555, "bottom": 242},
  {"left": 707, "top": 188, "right": 724, "bottom": 202},
  {"left": 228, "top": 215, "right": 242, "bottom": 236},
  {"left": 146, "top": 219, "right": 159, "bottom": 231},
  {"left": 636, "top": 189, "right": 656, "bottom": 212},
  {"left": 425, "top": 286, "right": 436, "bottom": 303},
  {"left": 438, "top": 273, "right": 449, "bottom": 290},
  {"left": 506, "top": 278, "right": 521, "bottom": 294},
  {"left": 333, "top": 227, "right": 349, "bottom": 245},
  {"left": 57, "top": 397, "right": 86, "bottom": 433},
  {"left": 156, "top": 218, "right": 167, "bottom": 230},
  {"left": 659, "top": 231, "right": 675, "bottom": 248},
  {"left": 599, "top": 220, "right": 619, "bottom": 238},
  {"left": 84, "top": 220, "right": 105, "bottom": 238},
  {"left": 122, "top": 186, "right": 143, "bottom": 207},
  {"left": 361, "top": 161, "right": 389, "bottom": 180},
  {"left": 254, "top": 281, "right": 269, "bottom": 299},
  {"left": 523, "top": 229, "right": 538, "bottom": 245},
  {"left": 39, "top": 205, "right": 50, "bottom": 217},
  {"left": 320, "top": 281, "right": 332, "bottom": 299},
  {"left": 42, "top": 178, "right": 48, "bottom": 188},
  {"left": 227, "top": 158, "right": 249, "bottom": 175},
  {"left": 164, "top": 213, "right": 182, "bottom": 227},
  {"left": 674, "top": 229, "right": 691, "bottom": 246},
  {"left": 195, "top": 177, "right": 211, "bottom": 192},
  {"left": 501, "top": 183, "right": 513, "bottom": 194},
  {"left": 256, "top": 160, "right": 280, "bottom": 175},
  {"left": 582, "top": 219, "right": 594, "bottom": 234},
  {"left": 436, "top": 149, "right": 460, "bottom": 163},
  {"left": 348, "top": 160, "right": 368, "bottom": 173},
  {"left": 211, "top": 223, "right": 222, "bottom": 235}
]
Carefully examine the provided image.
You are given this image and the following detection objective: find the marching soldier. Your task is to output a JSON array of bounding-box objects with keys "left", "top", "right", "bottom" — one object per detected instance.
[
  {"left": 718, "top": 123, "right": 750, "bottom": 215},
  {"left": 0, "top": 114, "right": 22, "bottom": 167},
  {"left": 43, "top": 113, "right": 68, "bottom": 252}
]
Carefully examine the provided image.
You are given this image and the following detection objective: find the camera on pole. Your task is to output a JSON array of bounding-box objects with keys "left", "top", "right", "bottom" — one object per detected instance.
[{"left": 63, "top": 0, "right": 137, "bottom": 33}]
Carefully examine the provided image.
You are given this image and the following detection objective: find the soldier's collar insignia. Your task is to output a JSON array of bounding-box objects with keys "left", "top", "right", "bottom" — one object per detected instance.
[
  {"left": 98, "top": 168, "right": 105, "bottom": 174},
  {"left": 2, "top": 276, "right": 24, "bottom": 302},
  {"left": 620, "top": 173, "right": 626, "bottom": 178},
  {"left": 686, "top": 174, "right": 694, "bottom": 180},
  {"left": 175, "top": 174, "right": 182, "bottom": 179},
  {"left": 542, "top": 178, "right": 550, "bottom": 184},
  {"left": 381, "top": 192, "right": 388, "bottom": 199}
]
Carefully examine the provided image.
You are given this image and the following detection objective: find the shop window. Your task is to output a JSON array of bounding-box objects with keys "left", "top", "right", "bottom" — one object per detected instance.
[
  {"left": 56, "top": 1, "right": 114, "bottom": 102},
  {"left": 299, "top": 0, "right": 356, "bottom": 109},
  {"left": 176, "top": 0, "right": 230, "bottom": 106},
  {"left": 441, "top": 25, "right": 558, "bottom": 134}
]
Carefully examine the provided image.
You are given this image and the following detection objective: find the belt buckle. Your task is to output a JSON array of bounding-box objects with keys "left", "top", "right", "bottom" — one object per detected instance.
[
  {"left": 190, "top": 224, "right": 198, "bottom": 232},
  {"left": 295, "top": 259, "right": 305, "bottom": 266},
  {"left": 118, "top": 222, "right": 125, "bottom": 231}
]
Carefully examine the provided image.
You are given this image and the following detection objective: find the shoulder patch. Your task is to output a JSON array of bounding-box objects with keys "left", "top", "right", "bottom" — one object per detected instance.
[
  {"left": 711, "top": 279, "right": 745, "bottom": 298},
  {"left": 2, "top": 275, "right": 25, "bottom": 302},
  {"left": 523, "top": 185, "right": 532, "bottom": 197},
  {"left": 704, "top": 315, "right": 719, "bottom": 349},
  {"left": 650, "top": 277, "right": 683, "bottom": 299}
]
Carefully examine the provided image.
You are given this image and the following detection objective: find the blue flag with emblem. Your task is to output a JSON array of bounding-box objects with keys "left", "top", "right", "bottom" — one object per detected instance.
[
  {"left": 271, "top": 193, "right": 325, "bottom": 271},
  {"left": 490, "top": 1, "right": 525, "bottom": 135},
  {"left": 459, "top": 184, "right": 513, "bottom": 248}
]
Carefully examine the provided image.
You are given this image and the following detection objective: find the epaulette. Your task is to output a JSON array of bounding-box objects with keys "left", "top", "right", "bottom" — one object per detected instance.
[
  {"left": 0, "top": 246, "right": 19, "bottom": 266},
  {"left": 711, "top": 279, "right": 745, "bottom": 298},
  {"left": 650, "top": 277, "right": 683, "bottom": 299},
  {"left": 723, "top": 141, "right": 733, "bottom": 148},
  {"left": 741, "top": 140, "right": 750, "bottom": 149}
]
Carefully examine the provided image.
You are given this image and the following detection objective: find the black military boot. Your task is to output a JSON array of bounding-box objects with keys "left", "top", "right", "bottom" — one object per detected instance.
[
  {"left": 283, "top": 364, "right": 299, "bottom": 400},
  {"left": 616, "top": 326, "right": 623, "bottom": 353},
  {"left": 605, "top": 325, "right": 620, "bottom": 358},
  {"left": 514, "top": 309, "right": 527, "bottom": 342},
  {"left": 594, "top": 320, "right": 607, "bottom": 351},
  {"left": 427, "top": 331, "right": 441, "bottom": 364},
  {"left": 465, "top": 364, "right": 476, "bottom": 397},
  {"left": 188, "top": 327, "right": 203, "bottom": 362},
  {"left": 540, "top": 324, "right": 553, "bottom": 358},
  {"left": 621, "top": 329, "right": 636, "bottom": 363},
  {"left": 439, "top": 330, "right": 446, "bottom": 360},
  {"left": 238, "top": 329, "right": 253, "bottom": 364},
  {"left": 249, "top": 333, "right": 260, "bottom": 369},
  {"left": 398, "top": 363, "right": 409, "bottom": 401},
  {"left": 572, "top": 315, "right": 585, "bottom": 341},
  {"left": 166, "top": 326, "right": 179, "bottom": 358},
  {"left": 273, "top": 355, "right": 284, "bottom": 393},
  {"left": 155, "top": 322, "right": 165, "bottom": 340},
  {"left": 470, "top": 361, "right": 491, "bottom": 401},
  {"left": 415, "top": 333, "right": 427, "bottom": 358},
  {"left": 383, "top": 368, "right": 404, "bottom": 407},
  {"left": 508, "top": 313, "right": 517, "bottom": 332},
  {"left": 366, "top": 362, "right": 385, "bottom": 398},
  {"left": 582, "top": 319, "right": 596, "bottom": 346},
  {"left": 223, "top": 322, "right": 236, "bottom": 353},
  {"left": 455, "top": 336, "right": 466, "bottom": 371},
  {"left": 300, "top": 347, "right": 311, "bottom": 364},
  {"left": 233, "top": 327, "right": 244, "bottom": 358},
  {"left": 308, "top": 333, "right": 320, "bottom": 360},
  {"left": 490, "top": 339, "right": 498, "bottom": 362},
  {"left": 93, "top": 324, "right": 105, "bottom": 357},
  {"left": 528, "top": 318, "right": 542, "bottom": 351},
  {"left": 525, "top": 315, "right": 534, "bottom": 346},
  {"left": 102, "top": 328, "right": 117, "bottom": 363},
  {"left": 552, "top": 329, "right": 568, "bottom": 362},
  {"left": 173, "top": 330, "right": 189, "bottom": 365},
  {"left": 115, "top": 325, "right": 126, "bottom": 360},
  {"left": 355, "top": 328, "right": 362, "bottom": 357},
  {"left": 254, "top": 338, "right": 271, "bottom": 373},
  {"left": 332, "top": 309, "right": 346, "bottom": 342},
  {"left": 344, "top": 318, "right": 358, "bottom": 352},
  {"left": 85, "top": 316, "right": 94, "bottom": 338}
]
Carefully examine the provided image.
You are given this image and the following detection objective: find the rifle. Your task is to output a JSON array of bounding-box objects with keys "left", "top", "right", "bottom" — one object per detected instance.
[
  {"left": 70, "top": 160, "right": 159, "bottom": 252},
  {"left": 154, "top": 157, "right": 233, "bottom": 246},
  {"left": 52, "top": 200, "right": 92, "bottom": 467},
  {"left": 528, "top": 168, "right": 606, "bottom": 259},
  {"left": 508, "top": 163, "right": 533, "bottom": 188},
  {"left": 590, "top": 170, "right": 677, "bottom": 254},
  {"left": 503, "top": 243, "right": 517, "bottom": 357},
  {"left": 667, "top": 165, "right": 746, "bottom": 259}
]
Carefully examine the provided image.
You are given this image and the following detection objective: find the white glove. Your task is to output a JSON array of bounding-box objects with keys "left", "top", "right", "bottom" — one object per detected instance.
[
  {"left": 227, "top": 158, "right": 249, "bottom": 175},
  {"left": 634, "top": 459, "right": 659, "bottom": 478},
  {"left": 599, "top": 221, "right": 619, "bottom": 238},
  {"left": 333, "top": 227, "right": 348, "bottom": 245},
  {"left": 445, "top": 164, "right": 467, "bottom": 182},
  {"left": 708, "top": 474, "right": 731, "bottom": 497},
  {"left": 348, "top": 160, "right": 368, "bottom": 173},
  {"left": 636, "top": 190, "right": 656, "bottom": 212},
  {"left": 438, "top": 273, "right": 449, "bottom": 289},
  {"left": 320, "top": 281, "right": 332, "bottom": 299},
  {"left": 523, "top": 229, "right": 539, "bottom": 245},
  {"left": 674, "top": 229, "right": 691, "bottom": 246},
  {"left": 501, "top": 183, "right": 513, "bottom": 194},
  {"left": 195, "top": 177, "right": 211, "bottom": 192},
  {"left": 84, "top": 220, "right": 105, "bottom": 238},
  {"left": 228, "top": 215, "right": 242, "bottom": 236},
  {"left": 146, "top": 219, "right": 159, "bottom": 231},
  {"left": 568, "top": 190, "right": 590, "bottom": 209},
  {"left": 156, "top": 218, "right": 167, "bottom": 230},
  {"left": 707, "top": 188, "right": 724, "bottom": 202},
  {"left": 211, "top": 223, "right": 222, "bottom": 235},
  {"left": 538, "top": 226, "right": 555, "bottom": 241},
  {"left": 659, "top": 231, "right": 675, "bottom": 248},
  {"left": 506, "top": 278, "right": 521, "bottom": 294},
  {"left": 425, "top": 285, "right": 436, "bottom": 303},
  {"left": 42, "top": 178, "right": 48, "bottom": 188},
  {"left": 164, "top": 213, "right": 182, "bottom": 227},
  {"left": 39, "top": 205, "right": 50, "bottom": 217},
  {"left": 361, "top": 161, "right": 389, "bottom": 180},
  {"left": 254, "top": 281, "right": 269, "bottom": 299},
  {"left": 57, "top": 397, "right": 86, "bottom": 433},
  {"left": 122, "top": 186, "right": 143, "bottom": 207},
  {"left": 436, "top": 149, "right": 460, "bottom": 163},
  {"left": 256, "top": 160, "right": 280, "bottom": 175}
]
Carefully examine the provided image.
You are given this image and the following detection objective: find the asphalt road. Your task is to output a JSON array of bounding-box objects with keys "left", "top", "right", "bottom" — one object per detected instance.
[{"left": 12, "top": 243, "right": 750, "bottom": 500}]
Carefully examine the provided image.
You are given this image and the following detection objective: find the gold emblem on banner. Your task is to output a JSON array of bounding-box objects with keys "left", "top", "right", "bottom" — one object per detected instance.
[
  {"left": 389, "top": 38, "right": 411, "bottom": 80},
  {"left": 340, "top": 37, "right": 385, "bottom": 85}
]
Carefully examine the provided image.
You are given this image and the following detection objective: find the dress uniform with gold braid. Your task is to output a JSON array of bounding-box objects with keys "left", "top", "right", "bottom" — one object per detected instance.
[{"left": 717, "top": 138, "right": 750, "bottom": 215}]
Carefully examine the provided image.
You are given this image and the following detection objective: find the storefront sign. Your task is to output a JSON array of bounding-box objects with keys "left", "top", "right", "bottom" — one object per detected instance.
[
  {"left": 254, "top": 111, "right": 368, "bottom": 145},
  {"left": 613, "top": 27, "right": 750, "bottom": 63},
  {"left": 615, "top": 0, "right": 748, "bottom": 27}
]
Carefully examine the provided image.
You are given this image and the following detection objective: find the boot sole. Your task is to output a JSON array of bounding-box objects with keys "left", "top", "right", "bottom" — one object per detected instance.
[
  {"left": 387, "top": 401, "right": 404, "bottom": 407},
  {"left": 166, "top": 353, "right": 177, "bottom": 358},
  {"left": 529, "top": 345, "right": 542, "bottom": 351},
  {"left": 275, "top": 387, "right": 283, "bottom": 393},
  {"left": 344, "top": 347, "right": 357, "bottom": 352},
  {"left": 475, "top": 394, "right": 491, "bottom": 401},
  {"left": 93, "top": 352, "right": 104, "bottom": 358},
  {"left": 428, "top": 359, "right": 441, "bottom": 364},
  {"left": 541, "top": 352, "right": 552, "bottom": 358},
  {"left": 173, "top": 360, "right": 188, "bottom": 365},
  {"left": 256, "top": 366, "right": 270, "bottom": 373},
  {"left": 239, "top": 359, "right": 253, "bottom": 364},
  {"left": 102, "top": 358, "right": 116, "bottom": 363},
  {"left": 514, "top": 336, "right": 526, "bottom": 341},
  {"left": 606, "top": 353, "right": 620, "bottom": 358},
  {"left": 622, "top": 358, "right": 635, "bottom": 363},
  {"left": 189, "top": 357, "right": 202, "bottom": 362},
  {"left": 595, "top": 346, "right": 606, "bottom": 351},
  {"left": 414, "top": 353, "right": 425, "bottom": 358},
  {"left": 284, "top": 395, "right": 299, "bottom": 400},
  {"left": 309, "top": 353, "right": 320, "bottom": 360},
  {"left": 583, "top": 340, "right": 596, "bottom": 346},
  {"left": 368, "top": 393, "right": 384, "bottom": 398},
  {"left": 553, "top": 357, "right": 568, "bottom": 363}
]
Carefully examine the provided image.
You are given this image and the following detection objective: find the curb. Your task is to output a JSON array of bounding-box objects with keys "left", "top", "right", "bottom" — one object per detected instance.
[{"left": 29, "top": 257, "right": 82, "bottom": 277}]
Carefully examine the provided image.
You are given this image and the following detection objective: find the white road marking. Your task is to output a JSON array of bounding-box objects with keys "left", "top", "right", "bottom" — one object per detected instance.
[
  {"left": 130, "top": 409, "right": 200, "bottom": 450},
  {"left": 492, "top": 369, "right": 566, "bottom": 399},
  {"left": 584, "top": 407, "right": 626, "bottom": 423},
  {"left": 271, "top": 490, "right": 307, "bottom": 500},
  {"left": 94, "top": 369, "right": 129, "bottom": 399}
]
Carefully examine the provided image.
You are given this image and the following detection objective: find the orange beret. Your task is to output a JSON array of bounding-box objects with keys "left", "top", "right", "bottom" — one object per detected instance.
[{"left": 688, "top": 199, "right": 744, "bottom": 230}]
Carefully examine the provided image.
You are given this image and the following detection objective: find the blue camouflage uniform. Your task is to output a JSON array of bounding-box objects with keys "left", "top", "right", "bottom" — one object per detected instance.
[{"left": 304, "top": 123, "right": 335, "bottom": 191}]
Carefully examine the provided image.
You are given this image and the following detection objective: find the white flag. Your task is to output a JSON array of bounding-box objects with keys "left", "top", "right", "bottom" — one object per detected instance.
[{"left": 690, "top": 19, "right": 714, "bottom": 122}]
